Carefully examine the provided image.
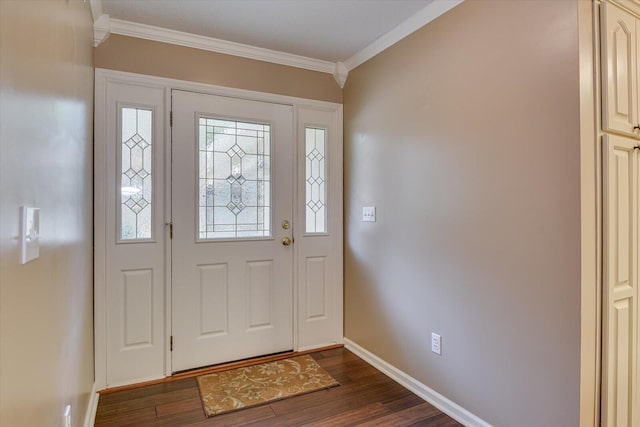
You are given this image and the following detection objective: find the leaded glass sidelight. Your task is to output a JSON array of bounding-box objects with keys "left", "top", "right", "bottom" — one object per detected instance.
[
  {"left": 120, "top": 107, "right": 153, "bottom": 240},
  {"left": 198, "top": 118, "right": 271, "bottom": 239},
  {"left": 305, "top": 127, "right": 327, "bottom": 233}
]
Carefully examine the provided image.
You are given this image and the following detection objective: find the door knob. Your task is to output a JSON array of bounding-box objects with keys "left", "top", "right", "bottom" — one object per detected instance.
[{"left": 281, "top": 236, "right": 293, "bottom": 246}]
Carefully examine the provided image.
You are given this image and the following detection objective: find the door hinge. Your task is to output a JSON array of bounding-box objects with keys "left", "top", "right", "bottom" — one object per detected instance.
[
  {"left": 166, "top": 222, "right": 173, "bottom": 239},
  {"left": 170, "top": 111, "right": 173, "bottom": 127},
  {"left": 170, "top": 335, "right": 173, "bottom": 352}
]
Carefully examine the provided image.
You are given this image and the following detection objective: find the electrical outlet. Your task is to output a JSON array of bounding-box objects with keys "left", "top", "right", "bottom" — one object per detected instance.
[
  {"left": 431, "top": 332, "right": 441, "bottom": 355},
  {"left": 63, "top": 404, "right": 71, "bottom": 427}
]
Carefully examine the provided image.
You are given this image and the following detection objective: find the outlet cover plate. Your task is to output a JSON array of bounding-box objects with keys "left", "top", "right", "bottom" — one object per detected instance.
[{"left": 431, "top": 332, "right": 441, "bottom": 355}]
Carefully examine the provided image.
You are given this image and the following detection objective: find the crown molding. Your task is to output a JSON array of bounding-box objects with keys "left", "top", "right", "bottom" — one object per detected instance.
[
  {"left": 92, "top": 0, "right": 464, "bottom": 86},
  {"left": 343, "top": 0, "right": 464, "bottom": 71},
  {"left": 93, "top": 14, "right": 110, "bottom": 47},
  {"left": 107, "top": 19, "right": 336, "bottom": 74},
  {"left": 333, "top": 62, "right": 348, "bottom": 88}
]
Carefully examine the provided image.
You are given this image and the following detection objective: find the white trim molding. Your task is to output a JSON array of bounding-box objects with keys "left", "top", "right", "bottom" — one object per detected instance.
[
  {"left": 333, "top": 62, "right": 349, "bottom": 88},
  {"left": 344, "top": 338, "right": 493, "bottom": 427},
  {"left": 107, "top": 18, "right": 336, "bottom": 74},
  {"left": 91, "top": 1, "right": 464, "bottom": 86},
  {"left": 96, "top": 68, "right": 343, "bottom": 110},
  {"left": 93, "top": 14, "right": 110, "bottom": 47},
  {"left": 343, "top": 0, "right": 464, "bottom": 71},
  {"left": 83, "top": 382, "right": 100, "bottom": 427}
]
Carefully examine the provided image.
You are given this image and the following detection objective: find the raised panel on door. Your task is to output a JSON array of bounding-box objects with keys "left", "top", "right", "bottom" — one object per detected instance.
[
  {"left": 602, "top": 2, "right": 639, "bottom": 137},
  {"left": 123, "top": 269, "right": 154, "bottom": 347},
  {"left": 246, "top": 260, "right": 275, "bottom": 329},
  {"left": 171, "top": 90, "right": 294, "bottom": 372},
  {"left": 305, "top": 256, "right": 328, "bottom": 320},
  {"left": 198, "top": 263, "right": 229, "bottom": 336},
  {"left": 603, "top": 134, "right": 639, "bottom": 427}
]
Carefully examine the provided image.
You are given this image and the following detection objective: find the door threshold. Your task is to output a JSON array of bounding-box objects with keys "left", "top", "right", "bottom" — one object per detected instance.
[
  {"left": 172, "top": 349, "right": 295, "bottom": 376},
  {"left": 99, "top": 344, "right": 343, "bottom": 394}
]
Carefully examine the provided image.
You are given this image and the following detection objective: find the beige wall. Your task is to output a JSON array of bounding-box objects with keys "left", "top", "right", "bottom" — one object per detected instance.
[
  {"left": 343, "top": 1, "right": 582, "bottom": 426},
  {"left": 95, "top": 34, "right": 342, "bottom": 103},
  {"left": 0, "top": 1, "right": 95, "bottom": 426}
]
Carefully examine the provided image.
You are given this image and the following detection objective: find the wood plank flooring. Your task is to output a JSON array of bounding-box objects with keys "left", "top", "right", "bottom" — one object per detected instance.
[{"left": 94, "top": 348, "right": 462, "bottom": 426}]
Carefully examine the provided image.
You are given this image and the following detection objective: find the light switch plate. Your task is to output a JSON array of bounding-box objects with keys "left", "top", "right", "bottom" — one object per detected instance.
[
  {"left": 20, "top": 206, "right": 40, "bottom": 264},
  {"left": 362, "top": 206, "right": 376, "bottom": 222}
]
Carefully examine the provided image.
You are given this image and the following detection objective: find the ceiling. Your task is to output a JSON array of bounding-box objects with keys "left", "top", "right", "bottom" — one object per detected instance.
[{"left": 100, "top": 0, "right": 433, "bottom": 64}]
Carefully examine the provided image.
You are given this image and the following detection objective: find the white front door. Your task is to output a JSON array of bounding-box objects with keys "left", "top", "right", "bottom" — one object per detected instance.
[{"left": 171, "top": 90, "right": 294, "bottom": 372}]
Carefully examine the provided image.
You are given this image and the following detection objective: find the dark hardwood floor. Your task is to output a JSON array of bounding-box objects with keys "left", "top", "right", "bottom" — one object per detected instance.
[{"left": 95, "top": 347, "right": 463, "bottom": 426}]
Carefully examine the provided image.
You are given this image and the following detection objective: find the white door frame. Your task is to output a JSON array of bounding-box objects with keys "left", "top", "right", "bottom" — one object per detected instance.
[{"left": 94, "top": 68, "right": 343, "bottom": 389}]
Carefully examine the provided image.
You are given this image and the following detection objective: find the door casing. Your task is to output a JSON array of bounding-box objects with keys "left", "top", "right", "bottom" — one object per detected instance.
[{"left": 94, "top": 68, "right": 344, "bottom": 389}]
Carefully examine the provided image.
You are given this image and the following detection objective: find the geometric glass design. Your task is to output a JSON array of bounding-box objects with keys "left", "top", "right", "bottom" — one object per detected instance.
[
  {"left": 120, "top": 107, "right": 153, "bottom": 240},
  {"left": 198, "top": 117, "right": 271, "bottom": 240},
  {"left": 305, "top": 127, "right": 326, "bottom": 233}
]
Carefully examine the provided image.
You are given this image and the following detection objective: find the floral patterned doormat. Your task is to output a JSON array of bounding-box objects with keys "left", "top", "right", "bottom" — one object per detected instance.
[{"left": 197, "top": 354, "right": 340, "bottom": 417}]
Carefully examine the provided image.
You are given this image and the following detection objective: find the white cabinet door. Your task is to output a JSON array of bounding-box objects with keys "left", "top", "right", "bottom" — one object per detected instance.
[
  {"left": 170, "top": 90, "right": 294, "bottom": 372},
  {"left": 603, "top": 134, "right": 639, "bottom": 427},
  {"left": 602, "top": 2, "right": 640, "bottom": 138}
]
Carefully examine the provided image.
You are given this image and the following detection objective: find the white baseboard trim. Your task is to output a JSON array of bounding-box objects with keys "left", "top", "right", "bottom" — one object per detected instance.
[
  {"left": 83, "top": 382, "right": 100, "bottom": 427},
  {"left": 297, "top": 342, "right": 343, "bottom": 353},
  {"left": 344, "top": 338, "right": 492, "bottom": 427}
]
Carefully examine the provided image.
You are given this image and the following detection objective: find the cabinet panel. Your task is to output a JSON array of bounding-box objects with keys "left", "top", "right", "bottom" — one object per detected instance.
[
  {"left": 603, "top": 134, "right": 639, "bottom": 427},
  {"left": 602, "top": 2, "right": 639, "bottom": 137}
]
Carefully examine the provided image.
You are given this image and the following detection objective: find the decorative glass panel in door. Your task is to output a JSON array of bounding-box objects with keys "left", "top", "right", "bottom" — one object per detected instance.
[
  {"left": 198, "top": 118, "right": 271, "bottom": 239},
  {"left": 119, "top": 107, "right": 153, "bottom": 241},
  {"left": 305, "top": 127, "right": 327, "bottom": 233}
]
